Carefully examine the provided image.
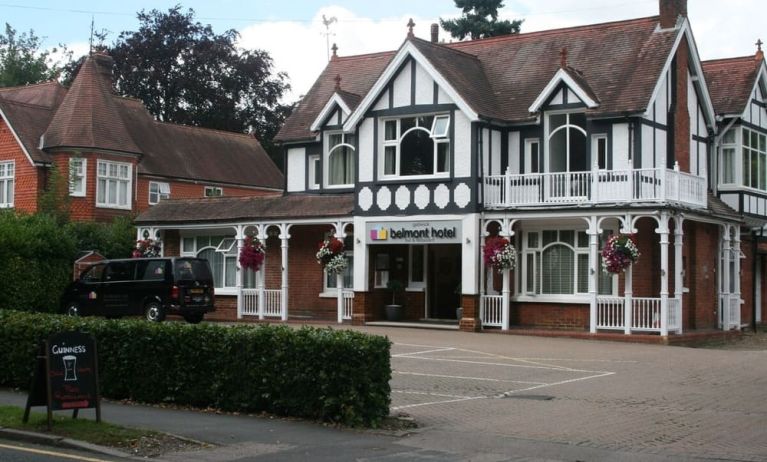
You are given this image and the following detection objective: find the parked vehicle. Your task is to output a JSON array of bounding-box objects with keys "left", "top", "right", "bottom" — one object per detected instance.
[{"left": 61, "top": 257, "right": 215, "bottom": 323}]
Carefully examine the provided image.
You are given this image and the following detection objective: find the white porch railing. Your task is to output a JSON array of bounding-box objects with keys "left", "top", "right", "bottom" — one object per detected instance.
[
  {"left": 241, "top": 288, "right": 259, "bottom": 316},
  {"left": 484, "top": 166, "right": 706, "bottom": 209},
  {"left": 480, "top": 295, "right": 503, "bottom": 327},
  {"left": 342, "top": 290, "right": 354, "bottom": 320},
  {"left": 720, "top": 294, "right": 741, "bottom": 330},
  {"left": 240, "top": 288, "right": 282, "bottom": 318},
  {"left": 596, "top": 296, "right": 682, "bottom": 334}
]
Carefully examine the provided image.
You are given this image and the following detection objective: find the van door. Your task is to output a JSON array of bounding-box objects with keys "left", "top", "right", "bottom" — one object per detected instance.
[
  {"left": 75, "top": 263, "right": 106, "bottom": 315},
  {"left": 132, "top": 259, "right": 170, "bottom": 314},
  {"left": 102, "top": 261, "right": 135, "bottom": 316}
]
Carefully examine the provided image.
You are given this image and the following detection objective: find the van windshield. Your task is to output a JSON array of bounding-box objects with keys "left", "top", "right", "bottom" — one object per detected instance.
[{"left": 174, "top": 259, "right": 213, "bottom": 281}]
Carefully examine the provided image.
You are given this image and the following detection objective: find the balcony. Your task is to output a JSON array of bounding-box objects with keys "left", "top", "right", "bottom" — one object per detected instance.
[{"left": 483, "top": 166, "right": 707, "bottom": 209}]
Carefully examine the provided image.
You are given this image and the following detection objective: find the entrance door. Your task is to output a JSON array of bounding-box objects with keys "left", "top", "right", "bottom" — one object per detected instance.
[{"left": 428, "top": 245, "right": 461, "bottom": 319}]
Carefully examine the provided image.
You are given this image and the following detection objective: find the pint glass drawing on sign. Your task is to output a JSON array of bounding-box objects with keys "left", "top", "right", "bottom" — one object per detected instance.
[{"left": 63, "top": 355, "right": 77, "bottom": 381}]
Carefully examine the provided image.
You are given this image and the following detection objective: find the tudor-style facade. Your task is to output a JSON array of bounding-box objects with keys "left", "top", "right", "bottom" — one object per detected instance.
[
  {"left": 0, "top": 52, "right": 283, "bottom": 222},
  {"left": 136, "top": 0, "right": 764, "bottom": 335}
]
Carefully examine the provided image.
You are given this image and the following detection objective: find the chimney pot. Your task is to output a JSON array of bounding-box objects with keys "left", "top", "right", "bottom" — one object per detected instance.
[
  {"left": 431, "top": 23, "right": 439, "bottom": 43},
  {"left": 659, "top": 0, "right": 687, "bottom": 29}
]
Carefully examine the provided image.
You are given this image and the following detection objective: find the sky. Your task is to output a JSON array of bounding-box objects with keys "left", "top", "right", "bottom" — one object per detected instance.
[{"left": 1, "top": 0, "right": 765, "bottom": 102}]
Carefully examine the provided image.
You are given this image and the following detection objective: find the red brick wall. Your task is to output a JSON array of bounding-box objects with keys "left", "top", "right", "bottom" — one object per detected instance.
[
  {"left": 741, "top": 234, "right": 755, "bottom": 328},
  {"left": 511, "top": 302, "right": 589, "bottom": 330},
  {"left": 135, "top": 177, "right": 279, "bottom": 214},
  {"left": 0, "top": 118, "right": 40, "bottom": 213},
  {"left": 761, "top": 254, "right": 767, "bottom": 326}
]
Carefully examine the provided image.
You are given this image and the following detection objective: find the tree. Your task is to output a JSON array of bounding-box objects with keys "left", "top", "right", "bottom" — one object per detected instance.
[
  {"left": 108, "top": 7, "right": 291, "bottom": 166},
  {"left": 0, "top": 23, "right": 67, "bottom": 87},
  {"left": 440, "top": 0, "right": 523, "bottom": 41}
]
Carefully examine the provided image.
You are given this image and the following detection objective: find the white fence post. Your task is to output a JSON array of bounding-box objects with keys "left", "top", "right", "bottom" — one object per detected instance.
[
  {"left": 501, "top": 268, "right": 510, "bottom": 330},
  {"left": 624, "top": 265, "right": 633, "bottom": 335},
  {"left": 504, "top": 166, "right": 512, "bottom": 207},
  {"left": 280, "top": 225, "right": 290, "bottom": 322},
  {"left": 588, "top": 218, "right": 599, "bottom": 333},
  {"left": 337, "top": 273, "right": 344, "bottom": 324},
  {"left": 658, "top": 214, "right": 670, "bottom": 336},
  {"left": 674, "top": 216, "right": 684, "bottom": 334}
]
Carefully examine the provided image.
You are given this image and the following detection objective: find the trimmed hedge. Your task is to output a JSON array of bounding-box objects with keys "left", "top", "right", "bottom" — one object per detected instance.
[{"left": 0, "top": 311, "right": 392, "bottom": 426}]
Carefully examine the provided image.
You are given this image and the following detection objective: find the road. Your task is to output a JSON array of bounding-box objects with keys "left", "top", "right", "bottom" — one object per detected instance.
[{"left": 0, "top": 439, "right": 128, "bottom": 462}]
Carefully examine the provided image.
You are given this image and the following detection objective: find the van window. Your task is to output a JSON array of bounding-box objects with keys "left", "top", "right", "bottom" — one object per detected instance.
[
  {"left": 105, "top": 261, "right": 134, "bottom": 282},
  {"left": 174, "top": 259, "right": 213, "bottom": 281},
  {"left": 81, "top": 263, "right": 105, "bottom": 282},
  {"left": 137, "top": 260, "right": 166, "bottom": 281}
]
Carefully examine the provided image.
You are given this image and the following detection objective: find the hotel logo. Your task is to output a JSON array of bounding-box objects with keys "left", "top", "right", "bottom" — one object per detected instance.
[{"left": 370, "top": 227, "right": 388, "bottom": 241}]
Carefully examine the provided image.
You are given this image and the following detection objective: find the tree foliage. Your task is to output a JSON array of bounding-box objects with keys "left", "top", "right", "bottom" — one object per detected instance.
[
  {"left": 440, "top": 0, "right": 523, "bottom": 40},
  {"left": 107, "top": 7, "right": 291, "bottom": 166},
  {"left": 0, "top": 23, "right": 68, "bottom": 87}
]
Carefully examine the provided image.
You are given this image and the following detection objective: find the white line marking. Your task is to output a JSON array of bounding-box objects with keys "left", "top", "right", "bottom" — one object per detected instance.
[
  {"left": 396, "top": 355, "right": 610, "bottom": 374},
  {"left": 392, "top": 347, "right": 455, "bottom": 357},
  {"left": 394, "top": 342, "right": 451, "bottom": 348},
  {"left": 393, "top": 370, "right": 547, "bottom": 385},
  {"left": 497, "top": 371, "right": 616, "bottom": 398},
  {"left": 391, "top": 395, "right": 486, "bottom": 410},
  {"left": 0, "top": 443, "right": 113, "bottom": 462},
  {"left": 514, "top": 357, "right": 639, "bottom": 364},
  {"left": 392, "top": 390, "right": 478, "bottom": 399}
]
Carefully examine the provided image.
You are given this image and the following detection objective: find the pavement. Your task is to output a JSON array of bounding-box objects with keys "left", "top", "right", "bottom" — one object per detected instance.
[{"left": 1, "top": 325, "right": 766, "bottom": 461}]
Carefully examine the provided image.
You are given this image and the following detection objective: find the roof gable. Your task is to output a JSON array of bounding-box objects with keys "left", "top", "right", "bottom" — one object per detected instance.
[
  {"left": 309, "top": 92, "right": 354, "bottom": 132},
  {"left": 342, "top": 39, "right": 483, "bottom": 132},
  {"left": 529, "top": 67, "right": 599, "bottom": 113}
]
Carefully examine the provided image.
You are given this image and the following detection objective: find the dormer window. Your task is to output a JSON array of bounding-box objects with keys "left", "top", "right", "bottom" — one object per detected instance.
[
  {"left": 547, "top": 111, "right": 587, "bottom": 174},
  {"left": 382, "top": 114, "right": 451, "bottom": 178},
  {"left": 326, "top": 132, "right": 355, "bottom": 187}
]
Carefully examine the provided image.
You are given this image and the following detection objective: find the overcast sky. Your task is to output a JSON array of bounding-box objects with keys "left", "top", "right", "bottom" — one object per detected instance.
[{"left": 2, "top": 1, "right": 764, "bottom": 102}]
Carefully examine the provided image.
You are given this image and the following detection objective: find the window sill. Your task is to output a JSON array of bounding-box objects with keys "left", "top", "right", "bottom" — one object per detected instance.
[
  {"left": 215, "top": 288, "right": 238, "bottom": 296},
  {"left": 512, "top": 295, "right": 591, "bottom": 304},
  {"left": 96, "top": 204, "right": 132, "bottom": 211},
  {"left": 405, "top": 287, "right": 424, "bottom": 292},
  {"left": 319, "top": 290, "right": 351, "bottom": 298},
  {"left": 378, "top": 174, "right": 450, "bottom": 183},
  {"left": 69, "top": 193, "right": 86, "bottom": 198}
]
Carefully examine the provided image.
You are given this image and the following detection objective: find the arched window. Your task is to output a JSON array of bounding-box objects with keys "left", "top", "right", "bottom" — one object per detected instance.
[
  {"left": 382, "top": 114, "right": 450, "bottom": 177},
  {"left": 326, "top": 133, "right": 355, "bottom": 186},
  {"left": 197, "top": 246, "right": 236, "bottom": 289},
  {"left": 547, "top": 112, "right": 587, "bottom": 173}
]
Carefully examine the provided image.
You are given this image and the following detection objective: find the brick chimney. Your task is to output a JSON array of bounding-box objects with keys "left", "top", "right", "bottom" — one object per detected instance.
[
  {"left": 659, "top": 0, "right": 687, "bottom": 29},
  {"left": 431, "top": 23, "right": 439, "bottom": 43}
]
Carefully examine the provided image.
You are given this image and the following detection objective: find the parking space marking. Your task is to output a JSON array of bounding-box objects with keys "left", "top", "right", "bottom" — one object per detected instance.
[
  {"left": 496, "top": 371, "right": 615, "bottom": 398},
  {"left": 397, "top": 355, "right": 608, "bottom": 373},
  {"left": 393, "top": 370, "right": 547, "bottom": 386},
  {"left": 393, "top": 347, "right": 456, "bottom": 357}
]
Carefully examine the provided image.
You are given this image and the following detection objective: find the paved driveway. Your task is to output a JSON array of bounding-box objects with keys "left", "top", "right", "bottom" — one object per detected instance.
[{"left": 355, "top": 326, "right": 767, "bottom": 461}]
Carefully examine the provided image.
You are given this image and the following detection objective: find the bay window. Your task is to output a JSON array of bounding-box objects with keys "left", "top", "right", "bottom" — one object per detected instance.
[
  {"left": 326, "top": 133, "right": 355, "bottom": 186},
  {"left": 742, "top": 127, "right": 767, "bottom": 190},
  {"left": 69, "top": 158, "right": 86, "bottom": 197},
  {"left": 0, "top": 161, "right": 14, "bottom": 208},
  {"left": 96, "top": 160, "right": 131, "bottom": 209},
  {"left": 521, "top": 228, "right": 614, "bottom": 297},
  {"left": 382, "top": 114, "right": 450, "bottom": 178}
]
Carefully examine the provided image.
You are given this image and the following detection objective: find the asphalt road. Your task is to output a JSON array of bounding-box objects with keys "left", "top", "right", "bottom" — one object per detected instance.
[{"left": 0, "top": 438, "right": 128, "bottom": 462}]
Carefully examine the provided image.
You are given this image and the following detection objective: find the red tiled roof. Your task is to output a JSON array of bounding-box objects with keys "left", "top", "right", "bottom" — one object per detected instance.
[
  {"left": 278, "top": 16, "right": 679, "bottom": 142},
  {"left": 276, "top": 51, "right": 395, "bottom": 142},
  {"left": 0, "top": 55, "right": 283, "bottom": 189},
  {"left": 134, "top": 193, "right": 354, "bottom": 224},
  {"left": 702, "top": 56, "right": 760, "bottom": 116}
]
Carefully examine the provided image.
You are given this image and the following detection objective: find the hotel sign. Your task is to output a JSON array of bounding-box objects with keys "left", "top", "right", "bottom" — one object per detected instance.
[{"left": 366, "top": 220, "right": 462, "bottom": 244}]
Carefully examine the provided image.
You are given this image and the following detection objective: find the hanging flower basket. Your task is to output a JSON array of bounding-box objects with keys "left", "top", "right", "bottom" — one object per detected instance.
[
  {"left": 239, "top": 234, "right": 265, "bottom": 272},
  {"left": 132, "top": 239, "right": 161, "bottom": 258},
  {"left": 483, "top": 236, "right": 516, "bottom": 272},
  {"left": 316, "top": 237, "right": 347, "bottom": 274},
  {"left": 601, "top": 234, "right": 640, "bottom": 274}
]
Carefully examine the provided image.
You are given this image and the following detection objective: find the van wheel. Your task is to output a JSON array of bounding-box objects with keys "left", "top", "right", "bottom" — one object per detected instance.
[
  {"left": 144, "top": 301, "right": 166, "bottom": 322},
  {"left": 184, "top": 313, "right": 204, "bottom": 324},
  {"left": 65, "top": 302, "right": 80, "bottom": 317}
]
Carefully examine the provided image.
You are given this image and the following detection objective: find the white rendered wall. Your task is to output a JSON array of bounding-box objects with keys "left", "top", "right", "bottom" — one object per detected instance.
[
  {"left": 491, "top": 130, "right": 502, "bottom": 175},
  {"left": 454, "top": 110, "right": 471, "bottom": 177},
  {"left": 612, "top": 123, "right": 630, "bottom": 170},
  {"left": 358, "top": 118, "right": 374, "bottom": 182},
  {"left": 392, "top": 61, "right": 411, "bottom": 107},
  {"left": 508, "top": 131, "right": 520, "bottom": 174},
  {"left": 414, "top": 61, "right": 434, "bottom": 105},
  {"left": 286, "top": 147, "right": 306, "bottom": 192},
  {"left": 373, "top": 89, "right": 389, "bottom": 110}
]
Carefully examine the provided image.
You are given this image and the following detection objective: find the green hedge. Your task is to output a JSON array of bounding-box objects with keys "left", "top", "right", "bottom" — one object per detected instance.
[{"left": 0, "top": 311, "right": 392, "bottom": 426}]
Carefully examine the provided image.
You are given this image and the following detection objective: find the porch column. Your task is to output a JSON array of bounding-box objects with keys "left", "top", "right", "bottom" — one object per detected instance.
[
  {"left": 335, "top": 224, "right": 346, "bottom": 324},
  {"left": 235, "top": 225, "right": 245, "bottom": 320},
  {"left": 479, "top": 227, "right": 486, "bottom": 326},
  {"left": 673, "top": 216, "right": 684, "bottom": 334},
  {"left": 732, "top": 226, "right": 742, "bottom": 331},
  {"left": 657, "top": 213, "right": 670, "bottom": 336},
  {"left": 257, "top": 225, "right": 267, "bottom": 320},
  {"left": 279, "top": 224, "right": 291, "bottom": 321},
  {"left": 721, "top": 225, "right": 731, "bottom": 329},
  {"left": 499, "top": 222, "right": 513, "bottom": 331},
  {"left": 587, "top": 217, "right": 599, "bottom": 334},
  {"left": 621, "top": 217, "right": 634, "bottom": 335}
]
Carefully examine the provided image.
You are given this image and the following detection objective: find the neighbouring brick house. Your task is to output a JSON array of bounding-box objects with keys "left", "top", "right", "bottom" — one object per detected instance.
[
  {"left": 0, "top": 52, "right": 283, "bottom": 222},
  {"left": 136, "top": 0, "right": 766, "bottom": 335}
]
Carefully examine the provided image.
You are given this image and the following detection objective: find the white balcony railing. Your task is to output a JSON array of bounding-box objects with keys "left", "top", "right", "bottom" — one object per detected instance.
[{"left": 484, "top": 165, "right": 706, "bottom": 209}]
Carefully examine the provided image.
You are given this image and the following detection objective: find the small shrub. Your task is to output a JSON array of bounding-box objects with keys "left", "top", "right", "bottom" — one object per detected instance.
[{"left": 0, "top": 311, "right": 392, "bottom": 426}]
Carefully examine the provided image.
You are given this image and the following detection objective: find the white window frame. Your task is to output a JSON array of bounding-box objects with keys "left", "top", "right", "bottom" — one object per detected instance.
[
  {"left": 740, "top": 127, "right": 767, "bottom": 192},
  {"left": 308, "top": 154, "right": 321, "bottom": 190},
  {"left": 524, "top": 138, "right": 540, "bottom": 174},
  {"left": 323, "top": 233, "right": 354, "bottom": 294},
  {"left": 380, "top": 114, "right": 451, "bottom": 180},
  {"left": 69, "top": 158, "right": 86, "bottom": 197},
  {"left": 96, "top": 160, "right": 132, "bottom": 210},
  {"left": 720, "top": 128, "right": 738, "bottom": 186},
  {"left": 324, "top": 131, "right": 355, "bottom": 188},
  {"left": 179, "top": 234, "right": 238, "bottom": 294},
  {"left": 515, "top": 226, "right": 617, "bottom": 303},
  {"left": 0, "top": 160, "right": 14, "bottom": 208},
  {"left": 204, "top": 186, "right": 223, "bottom": 197},
  {"left": 545, "top": 110, "right": 587, "bottom": 173},
  {"left": 407, "top": 244, "right": 427, "bottom": 290},
  {"left": 373, "top": 253, "right": 390, "bottom": 289},
  {"left": 591, "top": 134, "right": 608, "bottom": 170},
  {"left": 148, "top": 181, "right": 170, "bottom": 205}
]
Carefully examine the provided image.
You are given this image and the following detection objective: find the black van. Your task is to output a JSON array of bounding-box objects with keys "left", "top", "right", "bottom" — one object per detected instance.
[{"left": 61, "top": 257, "right": 215, "bottom": 323}]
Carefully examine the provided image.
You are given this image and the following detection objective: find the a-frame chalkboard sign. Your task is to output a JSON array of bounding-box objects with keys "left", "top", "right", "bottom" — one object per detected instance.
[{"left": 23, "top": 331, "right": 101, "bottom": 429}]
